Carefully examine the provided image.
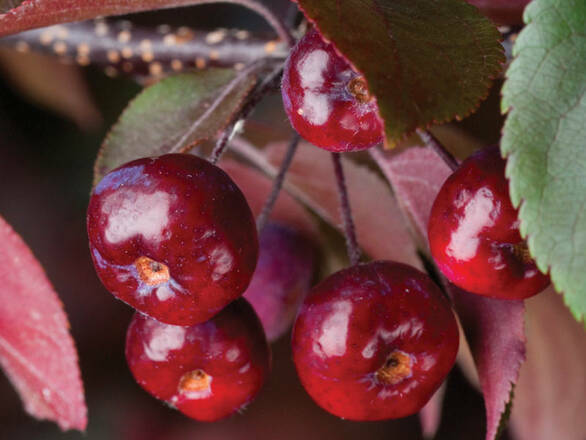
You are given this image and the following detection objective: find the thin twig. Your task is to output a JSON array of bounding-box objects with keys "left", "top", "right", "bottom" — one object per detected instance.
[
  {"left": 209, "top": 120, "right": 240, "bottom": 164},
  {"left": 332, "top": 153, "right": 361, "bottom": 266},
  {"left": 224, "top": 0, "right": 294, "bottom": 47},
  {"left": 207, "top": 60, "right": 283, "bottom": 163},
  {"left": 417, "top": 129, "right": 459, "bottom": 171},
  {"left": 256, "top": 133, "right": 300, "bottom": 232}
]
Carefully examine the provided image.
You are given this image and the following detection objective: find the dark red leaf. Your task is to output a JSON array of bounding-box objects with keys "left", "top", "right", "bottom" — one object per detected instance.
[
  {"left": 0, "top": 215, "right": 86, "bottom": 430},
  {"left": 0, "top": 0, "right": 238, "bottom": 37},
  {"left": 510, "top": 287, "right": 586, "bottom": 440},
  {"left": 450, "top": 286, "right": 525, "bottom": 440},
  {"left": 370, "top": 146, "right": 453, "bottom": 249}
]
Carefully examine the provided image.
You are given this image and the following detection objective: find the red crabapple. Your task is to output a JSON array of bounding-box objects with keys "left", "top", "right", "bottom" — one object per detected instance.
[
  {"left": 428, "top": 145, "right": 549, "bottom": 299},
  {"left": 292, "top": 261, "right": 459, "bottom": 421},
  {"left": 87, "top": 154, "right": 258, "bottom": 325},
  {"left": 125, "top": 299, "right": 270, "bottom": 422},
  {"left": 281, "top": 29, "right": 383, "bottom": 152}
]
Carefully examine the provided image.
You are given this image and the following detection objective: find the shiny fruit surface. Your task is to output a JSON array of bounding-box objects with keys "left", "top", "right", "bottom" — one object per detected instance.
[
  {"left": 428, "top": 146, "right": 550, "bottom": 299},
  {"left": 281, "top": 29, "right": 383, "bottom": 152},
  {"left": 292, "top": 261, "right": 459, "bottom": 421},
  {"left": 125, "top": 299, "right": 270, "bottom": 422},
  {"left": 87, "top": 154, "right": 258, "bottom": 325}
]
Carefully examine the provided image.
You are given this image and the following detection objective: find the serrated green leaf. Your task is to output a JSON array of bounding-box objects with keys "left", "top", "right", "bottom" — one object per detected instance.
[
  {"left": 294, "top": 0, "right": 505, "bottom": 145},
  {"left": 94, "top": 68, "right": 257, "bottom": 184},
  {"left": 501, "top": 0, "right": 586, "bottom": 323}
]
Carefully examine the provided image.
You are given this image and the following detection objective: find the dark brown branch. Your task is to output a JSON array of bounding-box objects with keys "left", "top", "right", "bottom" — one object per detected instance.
[{"left": 0, "top": 18, "right": 288, "bottom": 79}]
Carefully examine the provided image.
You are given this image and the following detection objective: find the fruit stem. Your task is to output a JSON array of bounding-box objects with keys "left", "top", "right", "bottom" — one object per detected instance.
[
  {"left": 417, "top": 129, "right": 459, "bottom": 172},
  {"left": 208, "top": 61, "right": 283, "bottom": 164},
  {"left": 209, "top": 120, "right": 240, "bottom": 165},
  {"left": 256, "top": 133, "right": 300, "bottom": 232},
  {"left": 332, "top": 153, "right": 361, "bottom": 266}
]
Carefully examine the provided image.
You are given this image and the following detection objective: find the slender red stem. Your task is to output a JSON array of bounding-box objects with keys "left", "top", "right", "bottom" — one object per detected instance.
[
  {"left": 332, "top": 153, "right": 361, "bottom": 266},
  {"left": 417, "top": 129, "right": 459, "bottom": 172},
  {"left": 256, "top": 133, "right": 300, "bottom": 232}
]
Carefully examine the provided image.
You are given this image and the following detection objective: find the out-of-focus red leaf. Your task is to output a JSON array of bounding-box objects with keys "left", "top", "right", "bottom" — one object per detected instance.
[
  {"left": 0, "top": 0, "right": 247, "bottom": 37},
  {"left": 450, "top": 286, "right": 525, "bottom": 440},
  {"left": 370, "top": 146, "right": 452, "bottom": 249},
  {"left": 220, "top": 159, "right": 318, "bottom": 241},
  {"left": 466, "top": 0, "right": 530, "bottom": 25},
  {"left": 0, "top": 49, "right": 101, "bottom": 130},
  {"left": 373, "top": 145, "right": 526, "bottom": 440},
  {"left": 510, "top": 287, "right": 586, "bottom": 440},
  {"left": 231, "top": 138, "right": 421, "bottom": 268},
  {"left": 0, "top": 215, "right": 86, "bottom": 431},
  {"left": 419, "top": 383, "right": 446, "bottom": 439}
]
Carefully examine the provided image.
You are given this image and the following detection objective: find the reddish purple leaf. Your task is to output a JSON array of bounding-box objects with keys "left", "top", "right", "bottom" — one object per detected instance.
[
  {"left": 0, "top": 215, "right": 86, "bottom": 431},
  {"left": 373, "top": 145, "right": 526, "bottom": 440},
  {"left": 231, "top": 138, "right": 421, "bottom": 268},
  {"left": 220, "top": 159, "right": 319, "bottom": 241},
  {"left": 419, "top": 383, "right": 446, "bottom": 439},
  {"left": 450, "top": 286, "right": 525, "bottom": 440},
  {"left": 0, "top": 0, "right": 237, "bottom": 37},
  {"left": 510, "top": 287, "right": 586, "bottom": 440},
  {"left": 370, "top": 146, "right": 452, "bottom": 249}
]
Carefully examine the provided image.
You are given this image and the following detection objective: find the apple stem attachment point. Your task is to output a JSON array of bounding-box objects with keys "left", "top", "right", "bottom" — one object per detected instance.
[
  {"left": 332, "top": 152, "right": 361, "bottom": 266},
  {"left": 134, "top": 256, "right": 170, "bottom": 285},
  {"left": 347, "top": 76, "right": 372, "bottom": 103},
  {"left": 375, "top": 350, "right": 413, "bottom": 386},
  {"left": 512, "top": 241, "right": 533, "bottom": 264},
  {"left": 417, "top": 129, "right": 459, "bottom": 172},
  {"left": 257, "top": 132, "right": 300, "bottom": 232},
  {"left": 178, "top": 369, "right": 212, "bottom": 393}
]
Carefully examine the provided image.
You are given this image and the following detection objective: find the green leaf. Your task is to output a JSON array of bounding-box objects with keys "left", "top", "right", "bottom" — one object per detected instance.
[
  {"left": 501, "top": 0, "right": 586, "bottom": 323},
  {"left": 293, "top": 0, "right": 505, "bottom": 145},
  {"left": 94, "top": 67, "right": 257, "bottom": 185}
]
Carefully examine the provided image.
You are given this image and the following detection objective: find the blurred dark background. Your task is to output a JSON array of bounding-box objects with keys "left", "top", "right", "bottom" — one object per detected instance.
[{"left": 0, "top": 1, "right": 509, "bottom": 438}]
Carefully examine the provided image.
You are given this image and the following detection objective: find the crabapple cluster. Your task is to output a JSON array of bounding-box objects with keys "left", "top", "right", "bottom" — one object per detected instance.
[{"left": 86, "top": 27, "right": 547, "bottom": 425}]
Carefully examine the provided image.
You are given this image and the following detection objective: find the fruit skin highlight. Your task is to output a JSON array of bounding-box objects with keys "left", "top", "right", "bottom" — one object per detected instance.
[
  {"left": 281, "top": 28, "right": 383, "bottom": 152},
  {"left": 291, "top": 261, "right": 459, "bottom": 421},
  {"left": 125, "top": 299, "right": 270, "bottom": 422},
  {"left": 87, "top": 154, "right": 258, "bottom": 326},
  {"left": 428, "top": 145, "right": 550, "bottom": 300}
]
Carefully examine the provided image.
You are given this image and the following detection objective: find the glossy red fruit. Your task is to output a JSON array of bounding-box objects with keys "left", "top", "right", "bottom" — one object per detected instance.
[
  {"left": 292, "top": 261, "right": 459, "bottom": 421},
  {"left": 87, "top": 154, "right": 258, "bottom": 325},
  {"left": 281, "top": 28, "right": 383, "bottom": 152},
  {"left": 428, "top": 145, "right": 550, "bottom": 299},
  {"left": 466, "top": 0, "right": 530, "bottom": 25},
  {"left": 125, "top": 298, "right": 270, "bottom": 422},
  {"left": 243, "top": 222, "right": 316, "bottom": 342}
]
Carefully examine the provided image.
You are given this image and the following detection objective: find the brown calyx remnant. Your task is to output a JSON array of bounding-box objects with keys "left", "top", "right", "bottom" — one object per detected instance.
[
  {"left": 375, "top": 350, "right": 413, "bottom": 385},
  {"left": 134, "top": 256, "right": 170, "bottom": 285},
  {"left": 179, "top": 369, "right": 211, "bottom": 393},
  {"left": 347, "top": 76, "right": 372, "bottom": 103},
  {"left": 512, "top": 241, "right": 533, "bottom": 264}
]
